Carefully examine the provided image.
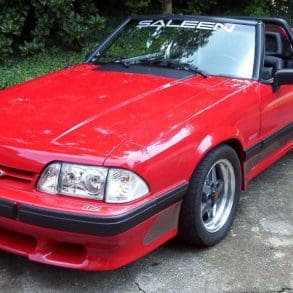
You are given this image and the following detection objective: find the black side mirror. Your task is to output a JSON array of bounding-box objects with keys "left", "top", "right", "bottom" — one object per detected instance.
[{"left": 273, "top": 69, "right": 293, "bottom": 92}]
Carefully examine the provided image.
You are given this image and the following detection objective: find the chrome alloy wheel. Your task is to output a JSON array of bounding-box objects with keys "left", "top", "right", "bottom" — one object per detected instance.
[{"left": 201, "top": 159, "right": 236, "bottom": 233}]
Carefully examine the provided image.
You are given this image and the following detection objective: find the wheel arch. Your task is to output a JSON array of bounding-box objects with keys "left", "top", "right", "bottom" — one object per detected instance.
[
  {"left": 194, "top": 135, "right": 246, "bottom": 190},
  {"left": 221, "top": 138, "right": 246, "bottom": 189}
]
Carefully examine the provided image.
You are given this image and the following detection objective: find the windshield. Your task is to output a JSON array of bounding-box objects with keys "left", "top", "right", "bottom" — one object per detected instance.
[{"left": 95, "top": 18, "right": 256, "bottom": 79}]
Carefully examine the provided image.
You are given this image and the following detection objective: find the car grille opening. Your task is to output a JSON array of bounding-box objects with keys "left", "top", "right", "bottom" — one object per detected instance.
[
  {"left": 0, "top": 164, "right": 37, "bottom": 191},
  {"left": 0, "top": 225, "right": 87, "bottom": 266},
  {"left": 46, "top": 242, "right": 87, "bottom": 265},
  {"left": 0, "top": 227, "right": 37, "bottom": 255}
]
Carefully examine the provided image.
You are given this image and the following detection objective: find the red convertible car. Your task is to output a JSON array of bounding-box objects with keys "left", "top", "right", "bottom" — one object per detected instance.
[{"left": 0, "top": 15, "right": 292, "bottom": 270}]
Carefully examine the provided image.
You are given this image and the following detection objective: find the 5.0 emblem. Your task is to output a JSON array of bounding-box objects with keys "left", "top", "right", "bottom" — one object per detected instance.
[{"left": 82, "top": 205, "right": 101, "bottom": 212}]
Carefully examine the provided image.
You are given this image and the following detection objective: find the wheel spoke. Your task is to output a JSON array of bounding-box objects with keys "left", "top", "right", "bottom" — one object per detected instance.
[
  {"left": 201, "top": 200, "right": 212, "bottom": 216},
  {"left": 207, "top": 208, "right": 213, "bottom": 219},
  {"left": 212, "top": 203, "right": 217, "bottom": 218},
  {"left": 203, "top": 180, "right": 211, "bottom": 196},
  {"left": 217, "top": 180, "right": 224, "bottom": 193},
  {"left": 211, "top": 166, "right": 218, "bottom": 183}
]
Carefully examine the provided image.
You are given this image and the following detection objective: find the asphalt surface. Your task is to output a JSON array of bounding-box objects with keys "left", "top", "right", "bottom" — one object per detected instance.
[{"left": 0, "top": 152, "right": 292, "bottom": 293}]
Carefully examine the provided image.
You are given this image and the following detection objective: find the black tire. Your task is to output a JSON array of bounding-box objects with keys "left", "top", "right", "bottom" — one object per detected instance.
[{"left": 179, "top": 144, "right": 241, "bottom": 247}]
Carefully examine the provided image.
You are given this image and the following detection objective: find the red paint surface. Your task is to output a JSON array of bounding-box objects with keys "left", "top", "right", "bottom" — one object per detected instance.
[{"left": 0, "top": 62, "right": 292, "bottom": 270}]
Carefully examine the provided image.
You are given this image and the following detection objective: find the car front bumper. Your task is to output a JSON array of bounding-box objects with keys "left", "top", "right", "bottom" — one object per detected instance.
[{"left": 0, "top": 184, "right": 187, "bottom": 271}]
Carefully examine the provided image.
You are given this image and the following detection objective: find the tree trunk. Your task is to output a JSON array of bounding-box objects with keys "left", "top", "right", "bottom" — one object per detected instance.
[{"left": 161, "top": 0, "right": 172, "bottom": 14}]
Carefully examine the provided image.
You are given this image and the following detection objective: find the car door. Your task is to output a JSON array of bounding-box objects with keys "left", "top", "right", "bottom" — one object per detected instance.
[{"left": 259, "top": 23, "right": 293, "bottom": 152}]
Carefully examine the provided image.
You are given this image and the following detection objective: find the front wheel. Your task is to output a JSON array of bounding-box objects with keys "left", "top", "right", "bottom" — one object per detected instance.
[{"left": 179, "top": 144, "right": 241, "bottom": 247}]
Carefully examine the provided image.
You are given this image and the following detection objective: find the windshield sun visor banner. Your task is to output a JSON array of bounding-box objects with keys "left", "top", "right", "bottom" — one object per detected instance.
[{"left": 137, "top": 20, "right": 236, "bottom": 32}]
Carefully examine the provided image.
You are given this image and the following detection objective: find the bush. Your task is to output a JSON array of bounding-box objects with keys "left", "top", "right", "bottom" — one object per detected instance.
[
  {"left": 184, "top": 0, "right": 218, "bottom": 14},
  {"left": 0, "top": 0, "right": 104, "bottom": 62},
  {"left": 125, "top": 0, "right": 151, "bottom": 14},
  {"left": 270, "top": 0, "right": 293, "bottom": 23},
  {"left": 0, "top": 4, "right": 29, "bottom": 61},
  {"left": 0, "top": 50, "right": 85, "bottom": 89},
  {"left": 244, "top": 0, "right": 272, "bottom": 16}
]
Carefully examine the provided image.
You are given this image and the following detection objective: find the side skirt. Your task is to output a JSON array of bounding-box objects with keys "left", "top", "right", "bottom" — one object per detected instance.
[{"left": 245, "top": 123, "right": 292, "bottom": 181}]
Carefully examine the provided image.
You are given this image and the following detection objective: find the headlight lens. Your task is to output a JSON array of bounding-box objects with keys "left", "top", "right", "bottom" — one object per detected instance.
[
  {"left": 37, "top": 162, "right": 149, "bottom": 203},
  {"left": 59, "top": 163, "right": 108, "bottom": 199}
]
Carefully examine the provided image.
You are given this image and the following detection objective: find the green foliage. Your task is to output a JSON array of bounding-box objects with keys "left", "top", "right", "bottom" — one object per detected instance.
[
  {"left": 19, "top": 39, "right": 45, "bottom": 56},
  {"left": 0, "top": 0, "right": 104, "bottom": 61},
  {"left": 0, "top": 37, "right": 13, "bottom": 59},
  {"left": 272, "top": 0, "right": 293, "bottom": 14},
  {"left": 0, "top": 5, "right": 29, "bottom": 61},
  {"left": 244, "top": 0, "right": 272, "bottom": 16},
  {"left": 29, "top": 0, "right": 104, "bottom": 50},
  {"left": 0, "top": 50, "right": 84, "bottom": 89},
  {"left": 271, "top": 0, "right": 293, "bottom": 23},
  {"left": 125, "top": 0, "right": 151, "bottom": 14},
  {"left": 184, "top": 0, "right": 218, "bottom": 14}
]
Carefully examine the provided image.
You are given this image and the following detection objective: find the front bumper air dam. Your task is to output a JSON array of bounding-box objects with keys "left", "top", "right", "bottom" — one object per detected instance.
[{"left": 0, "top": 184, "right": 187, "bottom": 270}]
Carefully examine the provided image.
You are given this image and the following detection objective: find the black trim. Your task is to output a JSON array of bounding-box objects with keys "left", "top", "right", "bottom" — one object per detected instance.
[
  {"left": 254, "top": 21, "right": 264, "bottom": 81},
  {"left": 246, "top": 143, "right": 262, "bottom": 160},
  {"left": 0, "top": 199, "right": 17, "bottom": 219},
  {"left": 245, "top": 123, "right": 293, "bottom": 160},
  {"left": 17, "top": 184, "right": 188, "bottom": 236},
  {"left": 273, "top": 69, "right": 293, "bottom": 92},
  {"left": 95, "top": 64, "right": 194, "bottom": 79}
]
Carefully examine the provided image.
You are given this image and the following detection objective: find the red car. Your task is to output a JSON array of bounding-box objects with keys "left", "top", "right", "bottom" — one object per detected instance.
[{"left": 0, "top": 15, "right": 292, "bottom": 271}]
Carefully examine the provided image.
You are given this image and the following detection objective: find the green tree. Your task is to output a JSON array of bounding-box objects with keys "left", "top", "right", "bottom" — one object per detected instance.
[
  {"left": 271, "top": 0, "right": 293, "bottom": 21},
  {"left": 244, "top": 0, "right": 272, "bottom": 16},
  {"left": 0, "top": 0, "right": 104, "bottom": 61},
  {"left": 125, "top": 0, "right": 151, "bottom": 14},
  {"left": 184, "top": 0, "right": 217, "bottom": 14}
]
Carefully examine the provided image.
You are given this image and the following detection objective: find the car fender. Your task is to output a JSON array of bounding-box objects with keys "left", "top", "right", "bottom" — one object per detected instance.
[{"left": 191, "top": 127, "right": 247, "bottom": 188}]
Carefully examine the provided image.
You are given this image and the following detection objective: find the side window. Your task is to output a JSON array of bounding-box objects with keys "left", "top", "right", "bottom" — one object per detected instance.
[
  {"left": 265, "top": 24, "right": 293, "bottom": 67},
  {"left": 262, "top": 24, "right": 293, "bottom": 80}
]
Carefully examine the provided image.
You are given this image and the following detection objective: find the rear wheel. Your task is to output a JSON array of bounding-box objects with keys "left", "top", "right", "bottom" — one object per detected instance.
[{"left": 179, "top": 144, "right": 241, "bottom": 247}]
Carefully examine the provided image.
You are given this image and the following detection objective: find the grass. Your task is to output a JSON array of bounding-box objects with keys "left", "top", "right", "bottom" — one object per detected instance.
[{"left": 0, "top": 50, "right": 86, "bottom": 90}]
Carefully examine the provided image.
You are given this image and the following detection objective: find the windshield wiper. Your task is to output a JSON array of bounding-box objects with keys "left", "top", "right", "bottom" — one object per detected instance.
[
  {"left": 95, "top": 53, "right": 208, "bottom": 78},
  {"left": 94, "top": 53, "right": 129, "bottom": 67},
  {"left": 95, "top": 52, "right": 165, "bottom": 68},
  {"left": 122, "top": 52, "right": 165, "bottom": 64}
]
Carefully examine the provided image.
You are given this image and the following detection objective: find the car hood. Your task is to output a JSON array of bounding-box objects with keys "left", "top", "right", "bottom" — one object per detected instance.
[{"left": 0, "top": 64, "right": 249, "bottom": 169}]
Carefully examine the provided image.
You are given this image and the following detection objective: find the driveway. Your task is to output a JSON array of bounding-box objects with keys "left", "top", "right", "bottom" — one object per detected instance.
[{"left": 0, "top": 153, "right": 292, "bottom": 293}]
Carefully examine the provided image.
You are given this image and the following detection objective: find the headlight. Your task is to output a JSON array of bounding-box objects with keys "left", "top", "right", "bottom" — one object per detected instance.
[
  {"left": 37, "top": 162, "right": 149, "bottom": 203},
  {"left": 59, "top": 163, "right": 108, "bottom": 199}
]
